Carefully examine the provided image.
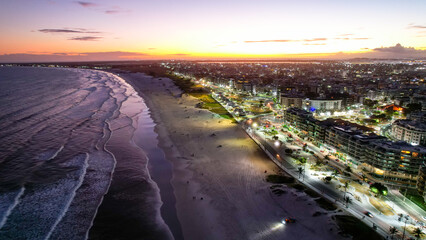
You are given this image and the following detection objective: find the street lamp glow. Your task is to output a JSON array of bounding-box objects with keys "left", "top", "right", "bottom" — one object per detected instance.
[{"left": 274, "top": 140, "right": 280, "bottom": 147}]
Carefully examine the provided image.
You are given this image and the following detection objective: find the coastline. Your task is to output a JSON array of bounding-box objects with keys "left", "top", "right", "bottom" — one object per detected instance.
[
  {"left": 118, "top": 71, "right": 346, "bottom": 240},
  {"left": 88, "top": 71, "right": 174, "bottom": 240}
]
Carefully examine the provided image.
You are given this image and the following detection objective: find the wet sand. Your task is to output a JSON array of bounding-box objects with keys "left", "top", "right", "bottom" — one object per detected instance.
[{"left": 89, "top": 73, "right": 174, "bottom": 240}]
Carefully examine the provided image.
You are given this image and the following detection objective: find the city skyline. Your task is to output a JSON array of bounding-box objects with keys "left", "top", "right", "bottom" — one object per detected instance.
[{"left": 1, "top": 0, "right": 426, "bottom": 62}]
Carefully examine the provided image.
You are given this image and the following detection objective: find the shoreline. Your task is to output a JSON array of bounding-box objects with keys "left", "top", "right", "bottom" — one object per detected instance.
[
  {"left": 132, "top": 101, "right": 184, "bottom": 240},
  {"left": 88, "top": 71, "right": 174, "bottom": 240},
  {"left": 118, "top": 72, "right": 228, "bottom": 239},
  {"left": 118, "top": 71, "right": 346, "bottom": 240}
]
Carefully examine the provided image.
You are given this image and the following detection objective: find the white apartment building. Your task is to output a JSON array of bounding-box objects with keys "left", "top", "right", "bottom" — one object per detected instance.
[
  {"left": 392, "top": 119, "right": 426, "bottom": 146},
  {"left": 302, "top": 98, "right": 342, "bottom": 112}
]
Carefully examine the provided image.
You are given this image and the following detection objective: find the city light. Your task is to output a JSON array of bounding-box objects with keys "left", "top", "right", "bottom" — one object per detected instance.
[{"left": 274, "top": 140, "right": 280, "bottom": 147}]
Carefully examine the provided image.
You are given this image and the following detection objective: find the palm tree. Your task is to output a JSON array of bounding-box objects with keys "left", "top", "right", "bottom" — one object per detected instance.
[
  {"left": 389, "top": 226, "right": 398, "bottom": 240},
  {"left": 298, "top": 167, "right": 304, "bottom": 179},
  {"left": 413, "top": 227, "right": 423, "bottom": 240},
  {"left": 343, "top": 181, "right": 349, "bottom": 199}
]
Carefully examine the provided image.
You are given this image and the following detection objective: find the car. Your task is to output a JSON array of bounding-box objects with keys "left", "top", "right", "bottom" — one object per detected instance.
[
  {"left": 281, "top": 218, "right": 296, "bottom": 224},
  {"left": 365, "top": 211, "right": 373, "bottom": 218}
]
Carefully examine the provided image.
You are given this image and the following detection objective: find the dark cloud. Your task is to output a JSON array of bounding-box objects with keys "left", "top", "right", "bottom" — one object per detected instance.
[
  {"left": 105, "top": 10, "right": 119, "bottom": 14},
  {"left": 104, "top": 7, "right": 131, "bottom": 14},
  {"left": 332, "top": 44, "right": 426, "bottom": 59},
  {"left": 0, "top": 51, "right": 150, "bottom": 63},
  {"left": 245, "top": 38, "right": 327, "bottom": 43},
  {"left": 68, "top": 36, "right": 102, "bottom": 41},
  {"left": 373, "top": 43, "right": 419, "bottom": 53},
  {"left": 38, "top": 28, "right": 102, "bottom": 34},
  {"left": 76, "top": 1, "right": 97, "bottom": 7},
  {"left": 39, "top": 29, "right": 82, "bottom": 33},
  {"left": 75, "top": 1, "right": 129, "bottom": 15}
]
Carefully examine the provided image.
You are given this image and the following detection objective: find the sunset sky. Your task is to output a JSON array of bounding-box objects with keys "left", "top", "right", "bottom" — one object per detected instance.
[{"left": 1, "top": 0, "right": 425, "bottom": 62}]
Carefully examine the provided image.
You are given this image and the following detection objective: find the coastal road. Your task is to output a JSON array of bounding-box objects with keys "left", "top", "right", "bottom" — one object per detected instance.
[
  {"left": 247, "top": 125, "right": 404, "bottom": 239},
  {"left": 213, "top": 91, "right": 420, "bottom": 239}
]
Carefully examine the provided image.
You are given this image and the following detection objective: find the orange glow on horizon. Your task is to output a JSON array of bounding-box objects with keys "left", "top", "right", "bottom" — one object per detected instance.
[{"left": 0, "top": 0, "right": 425, "bottom": 62}]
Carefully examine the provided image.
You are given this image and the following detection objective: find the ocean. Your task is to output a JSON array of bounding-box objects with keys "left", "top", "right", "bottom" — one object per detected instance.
[{"left": 0, "top": 67, "right": 178, "bottom": 240}]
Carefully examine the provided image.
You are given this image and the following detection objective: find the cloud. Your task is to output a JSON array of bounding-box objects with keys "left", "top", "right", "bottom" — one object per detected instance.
[
  {"left": 245, "top": 40, "right": 292, "bottom": 43},
  {"left": 303, "top": 38, "right": 327, "bottom": 42},
  {"left": 75, "top": 1, "right": 129, "bottom": 15},
  {"left": 38, "top": 28, "right": 102, "bottom": 34},
  {"left": 37, "top": 28, "right": 104, "bottom": 41},
  {"left": 0, "top": 51, "right": 151, "bottom": 63},
  {"left": 148, "top": 48, "right": 156, "bottom": 50},
  {"left": 334, "top": 37, "right": 369, "bottom": 40},
  {"left": 76, "top": 1, "right": 97, "bottom": 7},
  {"left": 244, "top": 38, "right": 327, "bottom": 43},
  {"left": 105, "top": 10, "right": 119, "bottom": 14},
  {"left": 338, "top": 34, "right": 354, "bottom": 36},
  {"left": 372, "top": 43, "right": 420, "bottom": 53},
  {"left": 68, "top": 36, "right": 102, "bottom": 41},
  {"left": 168, "top": 53, "right": 190, "bottom": 56},
  {"left": 331, "top": 44, "right": 426, "bottom": 59},
  {"left": 303, "top": 43, "right": 326, "bottom": 46},
  {"left": 104, "top": 6, "right": 131, "bottom": 14},
  {"left": 408, "top": 24, "right": 426, "bottom": 29},
  {"left": 245, "top": 40, "right": 291, "bottom": 43}
]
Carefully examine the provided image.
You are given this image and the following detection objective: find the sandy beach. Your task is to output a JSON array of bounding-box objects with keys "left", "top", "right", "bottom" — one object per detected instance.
[{"left": 120, "top": 72, "right": 345, "bottom": 240}]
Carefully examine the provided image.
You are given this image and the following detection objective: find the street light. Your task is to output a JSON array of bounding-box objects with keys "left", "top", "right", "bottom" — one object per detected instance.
[{"left": 274, "top": 140, "right": 280, "bottom": 147}]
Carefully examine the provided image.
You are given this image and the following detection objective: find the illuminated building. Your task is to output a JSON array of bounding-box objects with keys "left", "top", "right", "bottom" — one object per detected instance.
[
  {"left": 284, "top": 108, "right": 426, "bottom": 188},
  {"left": 391, "top": 119, "right": 426, "bottom": 146},
  {"left": 280, "top": 95, "right": 303, "bottom": 109},
  {"left": 362, "top": 141, "right": 426, "bottom": 188},
  {"left": 302, "top": 98, "right": 342, "bottom": 112},
  {"left": 417, "top": 162, "right": 426, "bottom": 201}
]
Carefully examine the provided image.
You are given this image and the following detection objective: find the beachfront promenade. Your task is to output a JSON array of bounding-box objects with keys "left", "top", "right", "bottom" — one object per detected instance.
[{"left": 211, "top": 92, "right": 425, "bottom": 240}]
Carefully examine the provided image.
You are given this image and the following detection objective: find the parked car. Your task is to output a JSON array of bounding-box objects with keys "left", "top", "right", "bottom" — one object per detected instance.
[{"left": 364, "top": 211, "right": 373, "bottom": 218}]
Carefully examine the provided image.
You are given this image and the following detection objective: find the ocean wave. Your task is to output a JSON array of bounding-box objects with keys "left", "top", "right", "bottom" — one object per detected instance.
[
  {"left": 0, "top": 154, "right": 89, "bottom": 240},
  {"left": 45, "top": 152, "right": 89, "bottom": 239},
  {"left": 0, "top": 67, "right": 174, "bottom": 239},
  {"left": 0, "top": 187, "right": 24, "bottom": 229}
]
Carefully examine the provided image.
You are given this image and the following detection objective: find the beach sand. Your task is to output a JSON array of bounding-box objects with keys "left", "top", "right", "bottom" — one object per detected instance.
[{"left": 120, "top": 72, "right": 345, "bottom": 240}]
